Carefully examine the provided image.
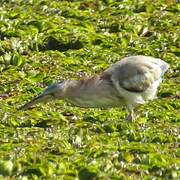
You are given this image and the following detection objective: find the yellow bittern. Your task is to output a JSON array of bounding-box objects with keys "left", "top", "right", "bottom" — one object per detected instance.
[{"left": 20, "top": 55, "right": 169, "bottom": 121}]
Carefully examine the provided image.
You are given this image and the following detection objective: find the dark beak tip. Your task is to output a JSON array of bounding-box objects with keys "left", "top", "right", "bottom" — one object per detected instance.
[
  {"left": 18, "top": 101, "right": 34, "bottom": 111},
  {"left": 18, "top": 104, "right": 35, "bottom": 111},
  {"left": 18, "top": 94, "right": 49, "bottom": 111},
  {"left": 18, "top": 105, "right": 28, "bottom": 111},
  {"left": 18, "top": 93, "right": 52, "bottom": 111}
]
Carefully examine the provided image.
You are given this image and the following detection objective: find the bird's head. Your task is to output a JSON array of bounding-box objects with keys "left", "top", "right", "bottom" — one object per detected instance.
[
  {"left": 41, "top": 80, "right": 66, "bottom": 99},
  {"left": 20, "top": 81, "right": 66, "bottom": 110}
]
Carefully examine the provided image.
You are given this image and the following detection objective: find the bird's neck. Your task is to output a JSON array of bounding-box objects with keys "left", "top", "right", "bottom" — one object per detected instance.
[
  {"left": 61, "top": 76, "right": 123, "bottom": 108},
  {"left": 63, "top": 75, "right": 116, "bottom": 99},
  {"left": 63, "top": 77, "right": 98, "bottom": 98},
  {"left": 63, "top": 80, "right": 81, "bottom": 97}
]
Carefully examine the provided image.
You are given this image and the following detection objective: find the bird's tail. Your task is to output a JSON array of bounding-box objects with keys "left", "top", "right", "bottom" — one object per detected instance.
[{"left": 158, "top": 59, "right": 169, "bottom": 75}]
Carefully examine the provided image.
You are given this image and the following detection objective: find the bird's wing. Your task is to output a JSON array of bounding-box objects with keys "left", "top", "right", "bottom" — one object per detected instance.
[{"left": 102, "top": 56, "right": 163, "bottom": 93}]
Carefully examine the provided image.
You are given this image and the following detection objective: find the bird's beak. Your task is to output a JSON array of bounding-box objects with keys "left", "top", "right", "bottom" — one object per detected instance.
[{"left": 19, "top": 93, "right": 53, "bottom": 110}]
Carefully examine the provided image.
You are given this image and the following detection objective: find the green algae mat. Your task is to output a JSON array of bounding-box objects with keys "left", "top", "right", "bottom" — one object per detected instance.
[{"left": 0, "top": 0, "right": 179, "bottom": 179}]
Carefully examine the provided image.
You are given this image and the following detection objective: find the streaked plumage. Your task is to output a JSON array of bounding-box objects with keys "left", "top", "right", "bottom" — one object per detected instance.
[{"left": 20, "top": 55, "right": 169, "bottom": 121}]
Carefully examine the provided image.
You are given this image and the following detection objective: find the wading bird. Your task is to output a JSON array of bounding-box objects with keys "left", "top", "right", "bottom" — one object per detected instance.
[{"left": 20, "top": 55, "right": 169, "bottom": 121}]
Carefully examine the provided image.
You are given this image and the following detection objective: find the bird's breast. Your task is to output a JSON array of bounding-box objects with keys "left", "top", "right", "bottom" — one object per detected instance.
[
  {"left": 66, "top": 95, "right": 124, "bottom": 108},
  {"left": 64, "top": 77, "right": 125, "bottom": 108}
]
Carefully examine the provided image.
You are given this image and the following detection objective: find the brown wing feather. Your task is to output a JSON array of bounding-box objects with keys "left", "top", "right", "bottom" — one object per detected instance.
[{"left": 102, "top": 59, "right": 161, "bottom": 93}]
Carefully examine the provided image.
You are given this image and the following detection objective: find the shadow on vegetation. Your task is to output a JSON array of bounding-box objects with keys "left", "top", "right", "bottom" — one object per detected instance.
[
  {"left": 78, "top": 168, "right": 97, "bottom": 180},
  {"left": 39, "top": 36, "right": 84, "bottom": 52}
]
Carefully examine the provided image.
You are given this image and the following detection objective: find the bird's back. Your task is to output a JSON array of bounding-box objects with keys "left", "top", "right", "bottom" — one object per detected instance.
[{"left": 102, "top": 55, "right": 169, "bottom": 106}]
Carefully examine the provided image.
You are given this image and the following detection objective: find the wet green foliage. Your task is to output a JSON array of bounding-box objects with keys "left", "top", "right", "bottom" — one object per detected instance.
[{"left": 0, "top": 0, "right": 180, "bottom": 179}]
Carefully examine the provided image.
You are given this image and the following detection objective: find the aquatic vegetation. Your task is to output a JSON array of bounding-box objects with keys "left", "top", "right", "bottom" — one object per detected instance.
[{"left": 0, "top": 0, "right": 179, "bottom": 179}]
